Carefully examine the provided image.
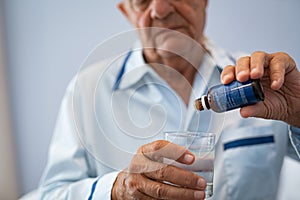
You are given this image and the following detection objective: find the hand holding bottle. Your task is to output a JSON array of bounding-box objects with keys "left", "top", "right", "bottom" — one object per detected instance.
[{"left": 221, "top": 51, "right": 300, "bottom": 128}]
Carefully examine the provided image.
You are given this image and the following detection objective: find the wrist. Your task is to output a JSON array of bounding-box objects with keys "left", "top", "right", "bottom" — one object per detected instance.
[{"left": 111, "top": 172, "right": 122, "bottom": 200}]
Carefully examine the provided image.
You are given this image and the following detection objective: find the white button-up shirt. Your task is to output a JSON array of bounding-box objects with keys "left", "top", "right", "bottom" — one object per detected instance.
[{"left": 39, "top": 39, "right": 299, "bottom": 200}]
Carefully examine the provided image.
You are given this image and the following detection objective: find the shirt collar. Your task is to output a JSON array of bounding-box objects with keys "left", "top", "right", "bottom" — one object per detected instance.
[
  {"left": 113, "top": 38, "right": 238, "bottom": 91},
  {"left": 113, "top": 46, "right": 152, "bottom": 90}
]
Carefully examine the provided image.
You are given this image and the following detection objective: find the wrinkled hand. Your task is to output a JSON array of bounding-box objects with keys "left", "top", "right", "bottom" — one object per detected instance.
[
  {"left": 112, "top": 140, "right": 207, "bottom": 200},
  {"left": 221, "top": 51, "right": 300, "bottom": 128}
]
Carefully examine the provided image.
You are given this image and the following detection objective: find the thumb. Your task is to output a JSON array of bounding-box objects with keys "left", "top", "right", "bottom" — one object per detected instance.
[{"left": 240, "top": 102, "right": 268, "bottom": 119}]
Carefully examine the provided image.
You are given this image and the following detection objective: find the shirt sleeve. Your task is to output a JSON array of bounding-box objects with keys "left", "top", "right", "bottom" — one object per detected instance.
[
  {"left": 38, "top": 80, "right": 119, "bottom": 199},
  {"left": 288, "top": 126, "right": 300, "bottom": 160},
  {"left": 91, "top": 171, "right": 119, "bottom": 199}
]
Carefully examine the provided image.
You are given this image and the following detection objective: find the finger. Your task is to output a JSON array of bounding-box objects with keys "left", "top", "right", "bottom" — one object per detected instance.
[
  {"left": 143, "top": 164, "right": 206, "bottom": 190},
  {"left": 126, "top": 186, "right": 156, "bottom": 200},
  {"left": 129, "top": 150, "right": 206, "bottom": 191},
  {"left": 249, "top": 51, "right": 268, "bottom": 79},
  {"left": 269, "top": 61, "right": 285, "bottom": 90},
  {"left": 129, "top": 150, "right": 168, "bottom": 174},
  {"left": 138, "top": 176, "right": 206, "bottom": 200},
  {"left": 141, "top": 140, "right": 195, "bottom": 164},
  {"left": 122, "top": 174, "right": 157, "bottom": 200},
  {"left": 239, "top": 102, "right": 267, "bottom": 119},
  {"left": 128, "top": 189, "right": 156, "bottom": 200},
  {"left": 235, "top": 56, "right": 251, "bottom": 82},
  {"left": 221, "top": 65, "right": 235, "bottom": 84},
  {"left": 113, "top": 171, "right": 157, "bottom": 200},
  {"left": 130, "top": 145, "right": 193, "bottom": 174},
  {"left": 268, "top": 52, "right": 293, "bottom": 90}
]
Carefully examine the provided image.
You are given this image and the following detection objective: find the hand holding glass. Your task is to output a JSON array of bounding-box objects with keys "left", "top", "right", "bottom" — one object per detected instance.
[{"left": 165, "top": 132, "right": 215, "bottom": 198}]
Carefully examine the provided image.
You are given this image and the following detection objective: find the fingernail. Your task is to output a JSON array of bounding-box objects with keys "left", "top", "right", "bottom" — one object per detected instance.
[
  {"left": 251, "top": 68, "right": 259, "bottom": 75},
  {"left": 271, "top": 80, "right": 277, "bottom": 88},
  {"left": 271, "top": 80, "right": 281, "bottom": 90},
  {"left": 237, "top": 70, "right": 247, "bottom": 78},
  {"left": 194, "top": 191, "right": 205, "bottom": 199},
  {"left": 197, "top": 178, "right": 206, "bottom": 189},
  {"left": 183, "top": 154, "right": 194, "bottom": 163},
  {"left": 222, "top": 74, "right": 230, "bottom": 83}
]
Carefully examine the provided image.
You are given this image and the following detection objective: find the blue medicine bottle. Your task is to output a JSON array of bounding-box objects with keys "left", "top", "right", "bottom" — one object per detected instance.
[{"left": 195, "top": 79, "right": 264, "bottom": 113}]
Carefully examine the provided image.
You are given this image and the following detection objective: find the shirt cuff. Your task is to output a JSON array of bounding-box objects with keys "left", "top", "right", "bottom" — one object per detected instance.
[
  {"left": 289, "top": 126, "right": 300, "bottom": 159},
  {"left": 92, "top": 171, "right": 120, "bottom": 200}
]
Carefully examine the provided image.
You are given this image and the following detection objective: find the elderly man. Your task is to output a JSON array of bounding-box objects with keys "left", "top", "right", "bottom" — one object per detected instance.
[{"left": 39, "top": 1, "right": 300, "bottom": 200}]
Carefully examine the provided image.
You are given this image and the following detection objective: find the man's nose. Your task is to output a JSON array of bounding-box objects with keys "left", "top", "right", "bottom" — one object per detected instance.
[{"left": 150, "top": 0, "right": 174, "bottom": 19}]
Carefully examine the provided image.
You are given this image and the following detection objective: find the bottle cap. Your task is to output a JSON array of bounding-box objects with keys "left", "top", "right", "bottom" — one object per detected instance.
[
  {"left": 195, "top": 98, "right": 204, "bottom": 111},
  {"left": 195, "top": 95, "right": 209, "bottom": 111}
]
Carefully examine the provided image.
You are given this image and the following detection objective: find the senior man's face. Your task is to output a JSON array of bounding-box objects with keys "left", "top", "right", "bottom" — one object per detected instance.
[{"left": 118, "top": 0, "right": 208, "bottom": 57}]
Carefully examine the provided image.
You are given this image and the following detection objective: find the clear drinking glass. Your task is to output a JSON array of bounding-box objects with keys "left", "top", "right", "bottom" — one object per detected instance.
[{"left": 164, "top": 131, "right": 215, "bottom": 199}]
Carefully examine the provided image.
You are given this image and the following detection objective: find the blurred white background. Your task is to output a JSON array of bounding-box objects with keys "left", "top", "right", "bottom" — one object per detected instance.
[{"left": 0, "top": 0, "right": 299, "bottom": 199}]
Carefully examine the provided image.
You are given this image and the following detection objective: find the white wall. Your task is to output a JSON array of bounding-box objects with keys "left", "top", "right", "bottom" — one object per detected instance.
[
  {"left": 3, "top": 0, "right": 130, "bottom": 196},
  {"left": 2, "top": 0, "right": 300, "bottom": 197},
  {"left": 206, "top": 0, "right": 300, "bottom": 62}
]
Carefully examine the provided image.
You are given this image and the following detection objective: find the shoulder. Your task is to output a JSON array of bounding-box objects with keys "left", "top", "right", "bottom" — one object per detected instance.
[
  {"left": 204, "top": 37, "right": 249, "bottom": 68},
  {"left": 66, "top": 56, "right": 124, "bottom": 95}
]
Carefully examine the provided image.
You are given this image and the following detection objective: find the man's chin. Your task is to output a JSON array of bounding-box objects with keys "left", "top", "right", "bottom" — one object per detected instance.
[
  {"left": 155, "top": 49, "right": 179, "bottom": 59},
  {"left": 155, "top": 37, "right": 193, "bottom": 58}
]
